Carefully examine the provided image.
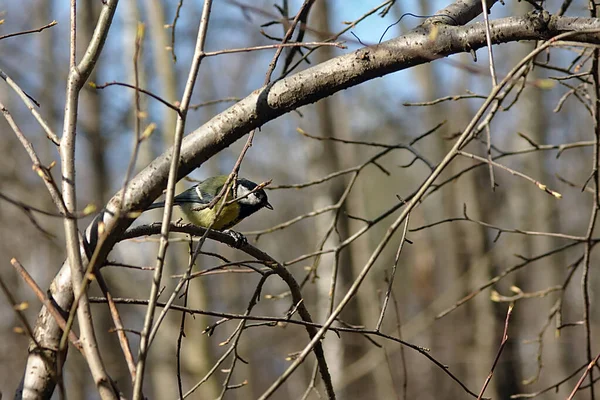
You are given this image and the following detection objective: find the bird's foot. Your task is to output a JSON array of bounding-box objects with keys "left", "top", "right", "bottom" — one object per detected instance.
[{"left": 224, "top": 230, "right": 247, "bottom": 248}]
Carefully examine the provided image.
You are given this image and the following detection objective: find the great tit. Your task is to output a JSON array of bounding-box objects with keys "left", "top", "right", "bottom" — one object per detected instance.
[{"left": 147, "top": 175, "right": 273, "bottom": 230}]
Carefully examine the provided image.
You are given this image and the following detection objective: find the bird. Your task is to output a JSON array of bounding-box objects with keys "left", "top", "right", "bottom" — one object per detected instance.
[{"left": 147, "top": 175, "right": 273, "bottom": 231}]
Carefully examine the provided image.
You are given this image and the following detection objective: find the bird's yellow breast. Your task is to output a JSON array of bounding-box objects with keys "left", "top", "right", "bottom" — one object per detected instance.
[{"left": 180, "top": 202, "right": 241, "bottom": 230}]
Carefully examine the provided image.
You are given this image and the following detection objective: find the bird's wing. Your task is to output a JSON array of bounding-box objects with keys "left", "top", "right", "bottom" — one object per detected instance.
[
  {"left": 173, "top": 185, "right": 213, "bottom": 205},
  {"left": 174, "top": 179, "right": 233, "bottom": 205}
]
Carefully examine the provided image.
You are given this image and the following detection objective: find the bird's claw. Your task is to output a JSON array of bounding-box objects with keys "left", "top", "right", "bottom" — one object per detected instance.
[{"left": 224, "top": 230, "right": 247, "bottom": 248}]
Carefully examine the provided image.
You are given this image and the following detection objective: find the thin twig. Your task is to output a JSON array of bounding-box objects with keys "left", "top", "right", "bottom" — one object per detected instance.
[
  {"left": 477, "top": 303, "right": 514, "bottom": 399},
  {"left": 94, "top": 81, "right": 181, "bottom": 114},
  {"left": 567, "top": 351, "right": 600, "bottom": 399},
  {"left": 0, "top": 100, "right": 66, "bottom": 213},
  {"left": 95, "top": 272, "right": 137, "bottom": 385},
  {"left": 176, "top": 238, "right": 193, "bottom": 399},
  {"left": 10, "top": 258, "right": 82, "bottom": 352},
  {"left": 264, "top": 0, "right": 316, "bottom": 84},
  {"left": 0, "top": 67, "right": 60, "bottom": 145},
  {"left": 133, "top": 2, "right": 214, "bottom": 397},
  {"left": 0, "top": 20, "right": 57, "bottom": 41},
  {"left": 376, "top": 213, "right": 410, "bottom": 331},
  {"left": 204, "top": 40, "right": 345, "bottom": 57},
  {"left": 458, "top": 151, "right": 562, "bottom": 198},
  {"left": 169, "top": 0, "right": 184, "bottom": 62},
  {"left": 59, "top": 0, "right": 120, "bottom": 396},
  {"left": 0, "top": 270, "right": 39, "bottom": 347},
  {"left": 580, "top": 12, "right": 600, "bottom": 397}
]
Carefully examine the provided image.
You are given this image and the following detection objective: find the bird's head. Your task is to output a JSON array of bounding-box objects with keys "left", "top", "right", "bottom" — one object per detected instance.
[{"left": 236, "top": 178, "right": 273, "bottom": 211}]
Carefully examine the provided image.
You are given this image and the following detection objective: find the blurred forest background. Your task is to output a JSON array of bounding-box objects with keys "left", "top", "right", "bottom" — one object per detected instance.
[{"left": 1, "top": 0, "right": 600, "bottom": 399}]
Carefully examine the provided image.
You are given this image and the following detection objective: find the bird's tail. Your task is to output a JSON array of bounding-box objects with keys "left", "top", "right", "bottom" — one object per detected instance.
[
  {"left": 147, "top": 202, "right": 166, "bottom": 210},
  {"left": 148, "top": 201, "right": 187, "bottom": 210}
]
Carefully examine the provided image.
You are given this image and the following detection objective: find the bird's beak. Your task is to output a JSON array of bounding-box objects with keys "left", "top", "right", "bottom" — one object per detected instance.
[{"left": 265, "top": 202, "right": 274, "bottom": 210}]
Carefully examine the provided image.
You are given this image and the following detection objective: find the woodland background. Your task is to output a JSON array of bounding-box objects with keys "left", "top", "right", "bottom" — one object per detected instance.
[{"left": 1, "top": 0, "right": 599, "bottom": 399}]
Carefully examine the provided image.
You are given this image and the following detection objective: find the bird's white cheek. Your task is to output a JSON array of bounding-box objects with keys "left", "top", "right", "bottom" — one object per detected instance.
[
  {"left": 250, "top": 193, "right": 261, "bottom": 204},
  {"left": 240, "top": 193, "right": 260, "bottom": 206}
]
